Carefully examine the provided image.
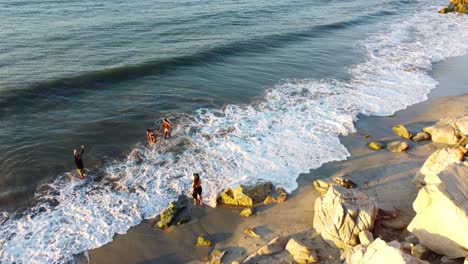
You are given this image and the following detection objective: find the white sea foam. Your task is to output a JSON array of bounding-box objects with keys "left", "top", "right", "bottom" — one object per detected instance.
[{"left": 1, "top": 6, "right": 468, "bottom": 264}]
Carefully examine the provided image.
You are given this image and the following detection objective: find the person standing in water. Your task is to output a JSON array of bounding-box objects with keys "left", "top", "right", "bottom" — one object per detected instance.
[
  {"left": 161, "top": 118, "right": 171, "bottom": 139},
  {"left": 146, "top": 129, "right": 157, "bottom": 144},
  {"left": 73, "top": 145, "right": 86, "bottom": 179},
  {"left": 192, "top": 173, "right": 203, "bottom": 206}
]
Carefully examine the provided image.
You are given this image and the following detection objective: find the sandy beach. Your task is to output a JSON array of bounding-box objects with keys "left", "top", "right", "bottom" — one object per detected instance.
[{"left": 88, "top": 55, "right": 468, "bottom": 264}]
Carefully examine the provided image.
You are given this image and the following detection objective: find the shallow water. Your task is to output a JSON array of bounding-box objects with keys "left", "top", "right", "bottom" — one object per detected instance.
[{"left": 0, "top": 0, "right": 467, "bottom": 262}]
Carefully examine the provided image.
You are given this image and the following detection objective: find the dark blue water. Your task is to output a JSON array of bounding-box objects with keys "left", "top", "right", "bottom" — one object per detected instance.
[{"left": 0, "top": 0, "right": 406, "bottom": 211}]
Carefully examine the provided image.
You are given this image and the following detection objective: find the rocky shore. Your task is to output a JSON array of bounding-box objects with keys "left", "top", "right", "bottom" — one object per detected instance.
[{"left": 88, "top": 56, "right": 468, "bottom": 264}]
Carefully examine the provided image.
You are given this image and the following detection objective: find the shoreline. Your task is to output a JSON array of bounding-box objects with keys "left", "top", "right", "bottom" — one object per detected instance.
[{"left": 88, "top": 54, "right": 468, "bottom": 264}]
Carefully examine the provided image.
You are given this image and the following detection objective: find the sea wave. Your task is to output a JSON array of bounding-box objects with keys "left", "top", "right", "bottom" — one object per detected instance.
[{"left": 0, "top": 7, "right": 467, "bottom": 264}]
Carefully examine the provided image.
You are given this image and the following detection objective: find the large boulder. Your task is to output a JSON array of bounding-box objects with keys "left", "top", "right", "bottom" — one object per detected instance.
[
  {"left": 393, "top": 124, "right": 412, "bottom": 139},
  {"left": 313, "top": 186, "right": 378, "bottom": 249},
  {"left": 412, "top": 148, "right": 461, "bottom": 187},
  {"left": 343, "top": 238, "right": 429, "bottom": 264},
  {"left": 407, "top": 163, "right": 468, "bottom": 259},
  {"left": 217, "top": 182, "right": 273, "bottom": 206},
  {"left": 285, "top": 239, "right": 318, "bottom": 263},
  {"left": 243, "top": 236, "right": 287, "bottom": 263},
  {"left": 423, "top": 122, "right": 460, "bottom": 145}
]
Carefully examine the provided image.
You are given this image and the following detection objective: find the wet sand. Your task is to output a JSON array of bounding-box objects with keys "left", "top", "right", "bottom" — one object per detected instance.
[{"left": 88, "top": 55, "right": 468, "bottom": 264}]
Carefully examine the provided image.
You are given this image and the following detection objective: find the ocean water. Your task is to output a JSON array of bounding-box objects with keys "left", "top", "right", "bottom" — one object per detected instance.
[{"left": 0, "top": 0, "right": 467, "bottom": 262}]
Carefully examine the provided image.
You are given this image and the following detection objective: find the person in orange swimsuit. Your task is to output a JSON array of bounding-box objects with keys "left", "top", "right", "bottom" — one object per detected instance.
[
  {"left": 161, "top": 118, "right": 171, "bottom": 139},
  {"left": 146, "top": 129, "right": 157, "bottom": 144}
]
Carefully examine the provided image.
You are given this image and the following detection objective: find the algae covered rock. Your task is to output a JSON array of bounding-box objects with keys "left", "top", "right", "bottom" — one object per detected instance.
[
  {"left": 196, "top": 236, "right": 212, "bottom": 247},
  {"left": 387, "top": 141, "right": 408, "bottom": 152},
  {"left": 239, "top": 208, "right": 253, "bottom": 217},
  {"left": 368, "top": 141, "right": 384, "bottom": 150},
  {"left": 155, "top": 199, "right": 186, "bottom": 229},
  {"left": 177, "top": 217, "right": 190, "bottom": 225},
  {"left": 217, "top": 186, "right": 253, "bottom": 206},
  {"left": 276, "top": 187, "right": 287, "bottom": 203},
  {"left": 217, "top": 182, "right": 273, "bottom": 206},
  {"left": 393, "top": 124, "right": 412, "bottom": 139}
]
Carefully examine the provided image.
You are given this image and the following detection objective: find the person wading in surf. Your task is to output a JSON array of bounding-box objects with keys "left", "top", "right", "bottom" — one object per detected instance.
[
  {"left": 192, "top": 173, "right": 203, "bottom": 206},
  {"left": 161, "top": 118, "right": 171, "bottom": 139},
  {"left": 146, "top": 129, "right": 157, "bottom": 144},
  {"left": 73, "top": 145, "right": 86, "bottom": 179}
]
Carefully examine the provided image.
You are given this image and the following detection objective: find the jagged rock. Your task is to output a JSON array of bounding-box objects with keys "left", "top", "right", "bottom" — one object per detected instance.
[
  {"left": 313, "top": 186, "right": 378, "bottom": 249},
  {"left": 217, "top": 182, "right": 273, "bottom": 206},
  {"left": 243, "top": 236, "right": 287, "bottom": 263},
  {"left": 455, "top": 116, "right": 468, "bottom": 135},
  {"left": 196, "top": 236, "right": 212, "bottom": 247},
  {"left": 412, "top": 132, "right": 431, "bottom": 142},
  {"left": 412, "top": 244, "right": 429, "bottom": 260},
  {"left": 423, "top": 122, "right": 460, "bottom": 145},
  {"left": 239, "top": 208, "right": 253, "bottom": 217},
  {"left": 244, "top": 228, "right": 260, "bottom": 238},
  {"left": 407, "top": 163, "right": 468, "bottom": 259},
  {"left": 412, "top": 148, "right": 461, "bottom": 187},
  {"left": 276, "top": 187, "right": 287, "bottom": 203},
  {"left": 358, "top": 230, "right": 374, "bottom": 246},
  {"left": 203, "top": 249, "right": 226, "bottom": 264},
  {"left": 344, "top": 238, "right": 429, "bottom": 264},
  {"left": 368, "top": 141, "right": 384, "bottom": 150},
  {"left": 285, "top": 239, "right": 318, "bottom": 263},
  {"left": 263, "top": 195, "right": 276, "bottom": 204},
  {"left": 155, "top": 199, "right": 186, "bottom": 229},
  {"left": 393, "top": 124, "right": 412, "bottom": 139},
  {"left": 387, "top": 141, "right": 408, "bottom": 153}
]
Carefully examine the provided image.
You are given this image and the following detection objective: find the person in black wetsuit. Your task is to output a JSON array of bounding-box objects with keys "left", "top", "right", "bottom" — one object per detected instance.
[
  {"left": 73, "top": 145, "right": 86, "bottom": 179},
  {"left": 192, "top": 173, "right": 203, "bottom": 206}
]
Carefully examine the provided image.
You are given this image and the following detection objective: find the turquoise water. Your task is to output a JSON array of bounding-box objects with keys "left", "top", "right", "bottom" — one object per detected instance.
[{"left": 1, "top": 0, "right": 468, "bottom": 262}]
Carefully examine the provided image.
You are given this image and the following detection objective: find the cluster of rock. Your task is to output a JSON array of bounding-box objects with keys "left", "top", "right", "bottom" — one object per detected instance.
[
  {"left": 439, "top": 0, "right": 468, "bottom": 13},
  {"left": 368, "top": 116, "right": 468, "bottom": 154},
  {"left": 324, "top": 116, "right": 468, "bottom": 263},
  {"left": 155, "top": 116, "right": 468, "bottom": 263},
  {"left": 368, "top": 124, "right": 414, "bottom": 152}
]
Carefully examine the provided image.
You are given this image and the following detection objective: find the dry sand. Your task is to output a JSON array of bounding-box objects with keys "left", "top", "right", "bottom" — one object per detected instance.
[{"left": 88, "top": 55, "right": 468, "bottom": 264}]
